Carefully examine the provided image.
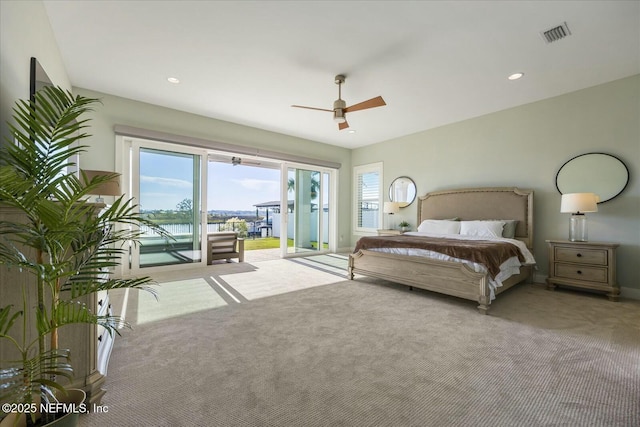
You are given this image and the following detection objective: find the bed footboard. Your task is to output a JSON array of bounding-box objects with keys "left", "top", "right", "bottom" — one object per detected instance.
[{"left": 349, "top": 249, "right": 494, "bottom": 314}]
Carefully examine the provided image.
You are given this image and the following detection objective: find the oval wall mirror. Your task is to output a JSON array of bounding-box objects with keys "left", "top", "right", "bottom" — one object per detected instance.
[
  {"left": 389, "top": 176, "right": 417, "bottom": 208},
  {"left": 556, "top": 152, "right": 629, "bottom": 203}
]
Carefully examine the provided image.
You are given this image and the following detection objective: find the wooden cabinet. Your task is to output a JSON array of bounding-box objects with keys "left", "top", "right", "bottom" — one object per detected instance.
[
  {"left": 545, "top": 240, "right": 619, "bottom": 301},
  {"left": 96, "top": 291, "right": 115, "bottom": 376},
  {"left": 0, "top": 205, "right": 107, "bottom": 405}
]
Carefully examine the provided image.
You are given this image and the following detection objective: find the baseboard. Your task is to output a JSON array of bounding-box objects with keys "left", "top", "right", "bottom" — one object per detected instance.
[
  {"left": 532, "top": 271, "right": 547, "bottom": 285},
  {"left": 536, "top": 274, "right": 639, "bottom": 301},
  {"left": 621, "top": 286, "right": 640, "bottom": 300}
]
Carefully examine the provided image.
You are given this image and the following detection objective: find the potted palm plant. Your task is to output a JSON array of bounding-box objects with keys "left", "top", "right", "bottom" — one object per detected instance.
[
  {"left": 399, "top": 221, "right": 411, "bottom": 232},
  {"left": 0, "top": 86, "right": 166, "bottom": 426}
]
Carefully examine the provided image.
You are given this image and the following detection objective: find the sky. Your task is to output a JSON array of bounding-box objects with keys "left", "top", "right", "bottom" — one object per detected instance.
[
  {"left": 208, "top": 162, "right": 281, "bottom": 211},
  {"left": 139, "top": 149, "right": 281, "bottom": 212}
]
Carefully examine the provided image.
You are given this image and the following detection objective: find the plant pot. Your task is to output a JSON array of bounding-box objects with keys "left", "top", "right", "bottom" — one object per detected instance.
[{"left": 0, "top": 389, "right": 86, "bottom": 427}]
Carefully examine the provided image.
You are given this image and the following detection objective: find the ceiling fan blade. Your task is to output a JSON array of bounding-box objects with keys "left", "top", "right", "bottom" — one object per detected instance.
[
  {"left": 338, "top": 120, "right": 349, "bottom": 130},
  {"left": 291, "top": 105, "right": 333, "bottom": 112},
  {"left": 344, "top": 96, "right": 386, "bottom": 113}
]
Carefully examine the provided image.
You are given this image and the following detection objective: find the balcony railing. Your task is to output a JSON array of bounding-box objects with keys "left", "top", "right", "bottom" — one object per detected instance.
[{"left": 138, "top": 221, "right": 263, "bottom": 237}]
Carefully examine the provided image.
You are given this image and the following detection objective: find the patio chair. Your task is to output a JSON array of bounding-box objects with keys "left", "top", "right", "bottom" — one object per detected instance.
[{"left": 207, "top": 232, "right": 245, "bottom": 264}]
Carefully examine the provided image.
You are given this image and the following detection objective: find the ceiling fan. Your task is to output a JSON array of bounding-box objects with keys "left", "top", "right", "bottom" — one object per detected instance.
[
  {"left": 208, "top": 154, "right": 261, "bottom": 166},
  {"left": 231, "top": 156, "right": 261, "bottom": 166},
  {"left": 292, "top": 74, "right": 386, "bottom": 130}
]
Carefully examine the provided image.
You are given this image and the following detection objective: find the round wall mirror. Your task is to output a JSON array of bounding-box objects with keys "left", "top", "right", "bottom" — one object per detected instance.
[
  {"left": 389, "top": 176, "right": 417, "bottom": 208},
  {"left": 556, "top": 152, "right": 629, "bottom": 203}
]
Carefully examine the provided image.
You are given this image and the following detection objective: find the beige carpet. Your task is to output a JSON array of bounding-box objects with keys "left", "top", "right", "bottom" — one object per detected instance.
[
  {"left": 81, "top": 263, "right": 639, "bottom": 427},
  {"left": 113, "top": 256, "right": 350, "bottom": 327}
]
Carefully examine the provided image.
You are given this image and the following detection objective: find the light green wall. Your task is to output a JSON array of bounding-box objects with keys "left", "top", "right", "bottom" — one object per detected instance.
[
  {"left": 352, "top": 75, "right": 640, "bottom": 297},
  {"left": 0, "top": 0, "right": 71, "bottom": 147}
]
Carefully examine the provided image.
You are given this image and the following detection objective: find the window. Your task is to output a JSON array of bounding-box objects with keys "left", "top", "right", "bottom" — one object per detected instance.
[{"left": 353, "top": 162, "right": 382, "bottom": 233}]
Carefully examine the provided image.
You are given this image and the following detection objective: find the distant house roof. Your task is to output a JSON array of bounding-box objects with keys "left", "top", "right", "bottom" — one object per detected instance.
[
  {"left": 253, "top": 200, "right": 293, "bottom": 208},
  {"left": 254, "top": 200, "right": 321, "bottom": 211}
]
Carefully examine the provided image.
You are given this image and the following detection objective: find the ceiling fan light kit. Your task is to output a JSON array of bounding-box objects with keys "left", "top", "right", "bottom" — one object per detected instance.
[
  {"left": 333, "top": 110, "right": 346, "bottom": 124},
  {"left": 292, "top": 74, "right": 386, "bottom": 130}
]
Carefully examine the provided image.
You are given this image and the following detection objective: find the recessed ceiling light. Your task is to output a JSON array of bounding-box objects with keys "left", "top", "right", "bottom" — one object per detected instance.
[
  {"left": 167, "top": 77, "right": 180, "bottom": 84},
  {"left": 348, "top": 130, "right": 356, "bottom": 134},
  {"left": 508, "top": 72, "right": 524, "bottom": 81}
]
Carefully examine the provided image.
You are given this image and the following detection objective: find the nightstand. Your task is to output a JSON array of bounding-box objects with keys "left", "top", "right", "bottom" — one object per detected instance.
[
  {"left": 545, "top": 240, "right": 619, "bottom": 301},
  {"left": 377, "top": 229, "right": 403, "bottom": 236}
]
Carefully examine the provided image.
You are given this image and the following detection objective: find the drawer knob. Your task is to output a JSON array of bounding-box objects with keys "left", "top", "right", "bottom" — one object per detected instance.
[
  {"left": 576, "top": 270, "right": 582, "bottom": 275},
  {"left": 576, "top": 253, "right": 582, "bottom": 258}
]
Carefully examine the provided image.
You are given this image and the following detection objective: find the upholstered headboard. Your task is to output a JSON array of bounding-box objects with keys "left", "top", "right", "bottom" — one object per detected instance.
[{"left": 418, "top": 187, "right": 534, "bottom": 249}]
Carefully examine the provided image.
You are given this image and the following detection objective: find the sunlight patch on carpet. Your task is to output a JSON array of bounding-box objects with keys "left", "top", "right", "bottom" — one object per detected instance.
[
  {"left": 292, "top": 254, "right": 349, "bottom": 276},
  {"left": 220, "top": 259, "right": 343, "bottom": 300},
  {"left": 136, "top": 278, "right": 227, "bottom": 324}
]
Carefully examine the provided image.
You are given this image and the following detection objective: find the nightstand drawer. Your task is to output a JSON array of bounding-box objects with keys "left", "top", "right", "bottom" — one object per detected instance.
[
  {"left": 555, "top": 247, "right": 607, "bottom": 265},
  {"left": 555, "top": 263, "right": 607, "bottom": 283},
  {"left": 546, "top": 240, "right": 619, "bottom": 301}
]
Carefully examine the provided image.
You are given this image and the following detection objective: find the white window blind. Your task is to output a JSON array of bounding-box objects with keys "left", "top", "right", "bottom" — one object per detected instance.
[
  {"left": 114, "top": 125, "right": 341, "bottom": 169},
  {"left": 354, "top": 163, "right": 382, "bottom": 232}
]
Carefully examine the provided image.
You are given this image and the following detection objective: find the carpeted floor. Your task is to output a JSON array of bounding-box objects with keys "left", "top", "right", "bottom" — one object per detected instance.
[{"left": 81, "top": 259, "right": 640, "bottom": 427}]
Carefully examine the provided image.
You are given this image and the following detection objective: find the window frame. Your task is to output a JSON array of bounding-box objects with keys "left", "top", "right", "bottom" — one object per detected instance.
[{"left": 353, "top": 162, "right": 383, "bottom": 234}]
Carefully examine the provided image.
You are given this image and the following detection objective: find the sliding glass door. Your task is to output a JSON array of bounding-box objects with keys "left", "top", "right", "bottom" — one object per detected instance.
[
  {"left": 130, "top": 141, "right": 207, "bottom": 271},
  {"left": 118, "top": 136, "right": 337, "bottom": 271},
  {"left": 283, "top": 165, "right": 334, "bottom": 255}
]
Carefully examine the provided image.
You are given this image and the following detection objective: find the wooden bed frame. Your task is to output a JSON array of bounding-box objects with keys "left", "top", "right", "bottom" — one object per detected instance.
[{"left": 348, "top": 187, "right": 534, "bottom": 314}]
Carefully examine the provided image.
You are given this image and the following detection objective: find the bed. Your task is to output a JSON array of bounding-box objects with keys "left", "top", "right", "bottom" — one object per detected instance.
[{"left": 348, "top": 187, "right": 535, "bottom": 314}]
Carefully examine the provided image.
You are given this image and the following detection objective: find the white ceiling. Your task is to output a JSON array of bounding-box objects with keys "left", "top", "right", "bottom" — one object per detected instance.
[{"left": 42, "top": 1, "right": 640, "bottom": 149}]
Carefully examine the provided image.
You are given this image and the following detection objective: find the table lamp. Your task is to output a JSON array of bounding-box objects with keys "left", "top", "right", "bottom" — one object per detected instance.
[
  {"left": 81, "top": 170, "right": 121, "bottom": 203},
  {"left": 383, "top": 201, "right": 400, "bottom": 230},
  {"left": 560, "top": 193, "right": 598, "bottom": 242}
]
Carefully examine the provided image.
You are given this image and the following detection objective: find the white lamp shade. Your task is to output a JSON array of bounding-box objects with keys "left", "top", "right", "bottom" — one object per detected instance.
[
  {"left": 383, "top": 201, "right": 400, "bottom": 214},
  {"left": 560, "top": 193, "right": 598, "bottom": 213},
  {"left": 81, "top": 170, "right": 122, "bottom": 197}
]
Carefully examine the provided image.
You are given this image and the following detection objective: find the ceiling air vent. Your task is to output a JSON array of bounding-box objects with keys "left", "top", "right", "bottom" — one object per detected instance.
[{"left": 541, "top": 22, "right": 571, "bottom": 43}]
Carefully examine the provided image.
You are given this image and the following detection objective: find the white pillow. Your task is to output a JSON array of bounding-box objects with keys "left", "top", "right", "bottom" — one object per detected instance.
[
  {"left": 459, "top": 220, "right": 505, "bottom": 238},
  {"left": 417, "top": 220, "right": 461, "bottom": 234}
]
